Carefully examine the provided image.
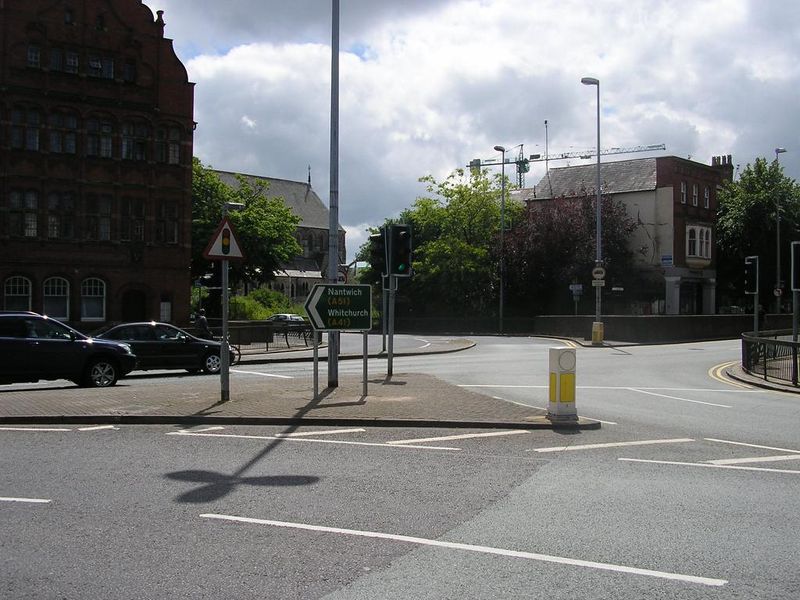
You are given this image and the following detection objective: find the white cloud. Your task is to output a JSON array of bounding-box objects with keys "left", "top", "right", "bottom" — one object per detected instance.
[{"left": 151, "top": 0, "right": 800, "bottom": 261}]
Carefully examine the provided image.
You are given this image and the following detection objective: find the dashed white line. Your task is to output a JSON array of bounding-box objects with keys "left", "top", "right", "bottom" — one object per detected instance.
[
  {"left": 77, "top": 425, "right": 119, "bottom": 431},
  {"left": 0, "top": 497, "right": 51, "bottom": 504},
  {"left": 387, "top": 430, "right": 530, "bottom": 445},
  {"left": 708, "top": 455, "right": 800, "bottom": 466},
  {"left": 0, "top": 427, "right": 71, "bottom": 432},
  {"left": 231, "top": 369, "right": 293, "bottom": 379},
  {"left": 531, "top": 438, "right": 694, "bottom": 453},
  {"left": 705, "top": 438, "right": 800, "bottom": 454},
  {"left": 619, "top": 458, "right": 800, "bottom": 475},
  {"left": 199, "top": 513, "right": 727, "bottom": 587},
  {"left": 627, "top": 388, "right": 732, "bottom": 408},
  {"left": 167, "top": 431, "right": 459, "bottom": 451},
  {"left": 274, "top": 428, "right": 366, "bottom": 438}
]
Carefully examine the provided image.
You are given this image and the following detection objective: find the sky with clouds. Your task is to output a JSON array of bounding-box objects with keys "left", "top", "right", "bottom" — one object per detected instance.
[{"left": 150, "top": 0, "right": 799, "bottom": 261}]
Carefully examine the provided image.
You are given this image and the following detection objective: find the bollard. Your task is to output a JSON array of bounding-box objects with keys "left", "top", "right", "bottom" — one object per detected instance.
[
  {"left": 548, "top": 347, "right": 578, "bottom": 422},
  {"left": 591, "top": 321, "right": 604, "bottom": 345}
]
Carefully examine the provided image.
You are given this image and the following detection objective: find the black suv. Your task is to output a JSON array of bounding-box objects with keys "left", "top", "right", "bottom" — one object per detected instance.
[{"left": 0, "top": 312, "right": 137, "bottom": 387}]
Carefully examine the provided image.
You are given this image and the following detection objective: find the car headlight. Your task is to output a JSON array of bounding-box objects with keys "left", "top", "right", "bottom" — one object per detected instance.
[{"left": 119, "top": 343, "right": 133, "bottom": 354}]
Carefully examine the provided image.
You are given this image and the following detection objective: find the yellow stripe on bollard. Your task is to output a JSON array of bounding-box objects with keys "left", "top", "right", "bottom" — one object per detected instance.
[{"left": 560, "top": 372, "right": 575, "bottom": 403}]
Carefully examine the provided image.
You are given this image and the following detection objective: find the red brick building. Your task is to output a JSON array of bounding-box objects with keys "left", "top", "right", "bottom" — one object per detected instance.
[
  {"left": 0, "top": 1, "right": 194, "bottom": 330},
  {"left": 516, "top": 155, "right": 734, "bottom": 314}
]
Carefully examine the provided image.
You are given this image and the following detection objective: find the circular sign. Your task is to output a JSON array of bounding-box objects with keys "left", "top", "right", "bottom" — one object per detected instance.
[
  {"left": 774, "top": 287, "right": 783, "bottom": 297},
  {"left": 558, "top": 351, "right": 576, "bottom": 371},
  {"left": 592, "top": 267, "right": 606, "bottom": 280}
]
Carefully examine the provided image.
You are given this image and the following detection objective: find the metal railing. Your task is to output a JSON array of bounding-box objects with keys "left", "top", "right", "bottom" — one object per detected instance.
[{"left": 741, "top": 329, "right": 800, "bottom": 386}]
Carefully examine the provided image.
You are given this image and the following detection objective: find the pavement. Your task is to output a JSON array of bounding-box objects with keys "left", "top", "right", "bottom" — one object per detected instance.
[{"left": 0, "top": 335, "right": 600, "bottom": 430}]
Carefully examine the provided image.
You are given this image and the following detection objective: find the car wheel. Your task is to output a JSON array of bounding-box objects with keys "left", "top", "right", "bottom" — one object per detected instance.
[
  {"left": 202, "top": 353, "right": 221, "bottom": 374},
  {"left": 83, "top": 358, "right": 119, "bottom": 388}
]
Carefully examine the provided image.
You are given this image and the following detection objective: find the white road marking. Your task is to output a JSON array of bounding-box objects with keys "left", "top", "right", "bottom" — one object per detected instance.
[
  {"left": 414, "top": 338, "right": 432, "bottom": 349},
  {"left": 274, "top": 428, "right": 366, "bottom": 438},
  {"left": 0, "top": 427, "right": 71, "bottom": 432},
  {"left": 177, "top": 426, "right": 226, "bottom": 434},
  {"left": 532, "top": 438, "right": 694, "bottom": 453},
  {"left": 619, "top": 458, "right": 800, "bottom": 475},
  {"left": 708, "top": 455, "right": 800, "bottom": 465},
  {"left": 167, "top": 431, "right": 459, "bottom": 451},
  {"left": 489, "top": 395, "right": 618, "bottom": 426},
  {"left": 199, "top": 513, "right": 727, "bottom": 587},
  {"left": 705, "top": 438, "right": 800, "bottom": 454},
  {"left": 231, "top": 369, "right": 293, "bottom": 379},
  {"left": 77, "top": 425, "right": 118, "bottom": 431},
  {"left": 626, "top": 388, "right": 732, "bottom": 408},
  {"left": 387, "top": 430, "right": 530, "bottom": 445},
  {"left": 461, "top": 385, "right": 756, "bottom": 393},
  {"left": 0, "top": 497, "right": 51, "bottom": 504}
]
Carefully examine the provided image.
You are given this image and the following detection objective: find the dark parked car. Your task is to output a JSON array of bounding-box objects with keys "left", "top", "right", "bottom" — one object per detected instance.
[
  {"left": 0, "top": 312, "right": 137, "bottom": 387},
  {"left": 96, "top": 321, "right": 234, "bottom": 374}
]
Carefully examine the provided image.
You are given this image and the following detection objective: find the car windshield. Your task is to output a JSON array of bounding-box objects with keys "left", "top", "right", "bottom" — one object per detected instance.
[{"left": 32, "top": 317, "right": 85, "bottom": 340}]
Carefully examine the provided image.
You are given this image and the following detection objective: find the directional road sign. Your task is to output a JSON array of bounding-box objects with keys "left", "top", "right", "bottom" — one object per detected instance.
[{"left": 305, "top": 284, "right": 372, "bottom": 331}]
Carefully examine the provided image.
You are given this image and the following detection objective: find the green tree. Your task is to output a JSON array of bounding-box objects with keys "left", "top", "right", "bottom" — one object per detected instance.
[
  {"left": 716, "top": 157, "right": 800, "bottom": 308},
  {"left": 504, "top": 194, "right": 636, "bottom": 314},
  {"left": 357, "top": 168, "right": 523, "bottom": 317},
  {"left": 191, "top": 158, "right": 302, "bottom": 287}
]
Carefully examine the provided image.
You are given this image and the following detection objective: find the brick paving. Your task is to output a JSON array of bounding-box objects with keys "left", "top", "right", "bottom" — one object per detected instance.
[{"left": 0, "top": 339, "right": 599, "bottom": 429}]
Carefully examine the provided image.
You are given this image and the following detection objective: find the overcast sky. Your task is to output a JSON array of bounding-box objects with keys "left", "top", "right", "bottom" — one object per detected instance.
[{"left": 151, "top": 0, "right": 799, "bottom": 261}]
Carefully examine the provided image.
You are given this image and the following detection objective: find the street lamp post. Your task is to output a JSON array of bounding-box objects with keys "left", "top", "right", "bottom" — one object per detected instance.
[
  {"left": 581, "top": 76, "right": 603, "bottom": 344},
  {"left": 494, "top": 145, "right": 506, "bottom": 334},
  {"left": 775, "top": 147, "right": 787, "bottom": 313}
]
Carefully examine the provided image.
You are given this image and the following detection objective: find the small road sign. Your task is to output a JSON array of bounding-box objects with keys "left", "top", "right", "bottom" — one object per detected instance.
[
  {"left": 592, "top": 266, "right": 606, "bottom": 280},
  {"left": 591, "top": 279, "right": 606, "bottom": 287},
  {"left": 305, "top": 284, "right": 372, "bottom": 331},
  {"left": 203, "top": 216, "right": 245, "bottom": 261}
]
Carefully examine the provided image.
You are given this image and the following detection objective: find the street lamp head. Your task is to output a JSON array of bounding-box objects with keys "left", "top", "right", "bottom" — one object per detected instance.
[
  {"left": 581, "top": 77, "right": 599, "bottom": 86},
  {"left": 775, "top": 147, "right": 787, "bottom": 155},
  {"left": 494, "top": 145, "right": 506, "bottom": 153}
]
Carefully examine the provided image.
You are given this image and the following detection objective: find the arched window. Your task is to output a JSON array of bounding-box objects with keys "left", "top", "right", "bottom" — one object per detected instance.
[
  {"left": 122, "top": 120, "right": 150, "bottom": 161},
  {"left": 48, "top": 110, "right": 79, "bottom": 154},
  {"left": 156, "top": 125, "right": 181, "bottom": 164},
  {"left": 80, "top": 278, "right": 106, "bottom": 321},
  {"left": 87, "top": 116, "right": 114, "bottom": 158},
  {"left": 4, "top": 276, "right": 32, "bottom": 311},
  {"left": 11, "top": 106, "right": 41, "bottom": 151},
  {"left": 43, "top": 277, "right": 69, "bottom": 319}
]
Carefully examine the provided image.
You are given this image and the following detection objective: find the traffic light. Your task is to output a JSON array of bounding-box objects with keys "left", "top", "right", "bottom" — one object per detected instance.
[
  {"left": 221, "top": 227, "right": 231, "bottom": 255},
  {"left": 369, "top": 228, "right": 386, "bottom": 275},
  {"left": 744, "top": 255, "right": 759, "bottom": 295},
  {"left": 389, "top": 224, "right": 412, "bottom": 277}
]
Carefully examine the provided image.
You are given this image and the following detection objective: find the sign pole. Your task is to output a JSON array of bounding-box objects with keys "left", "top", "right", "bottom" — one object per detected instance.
[
  {"left": 388, "top": 275, "right": 395, "bottom": 377},
  {"left": 313, "top": 331, "right": 319, "bottom": 399},
  {"left": 363, "top": 332, "right": 368, "bottom": 396},
  {"left": 220, "top": 257, "right": 230, "bottom": 402}
]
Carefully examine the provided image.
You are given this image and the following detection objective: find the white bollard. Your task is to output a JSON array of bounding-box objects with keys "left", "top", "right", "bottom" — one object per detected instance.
[{"left": 548, "top": 347, "right": 578, "bottom": 422}]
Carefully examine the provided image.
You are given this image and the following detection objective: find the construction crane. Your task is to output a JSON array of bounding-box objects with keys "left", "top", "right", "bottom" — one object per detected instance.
[{"left": 468, "top": 143, "right": 666, "bottom": 187}]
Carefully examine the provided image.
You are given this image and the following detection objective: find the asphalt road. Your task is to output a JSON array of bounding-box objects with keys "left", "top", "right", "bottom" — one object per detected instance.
[{"left": 3, "top": 336, "right": 799, "bottom": 598}]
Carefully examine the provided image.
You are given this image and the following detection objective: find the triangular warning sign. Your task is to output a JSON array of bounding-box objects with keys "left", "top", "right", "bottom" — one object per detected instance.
[{"left": 203, "top": 216, "right": 245, "bottom": 260}]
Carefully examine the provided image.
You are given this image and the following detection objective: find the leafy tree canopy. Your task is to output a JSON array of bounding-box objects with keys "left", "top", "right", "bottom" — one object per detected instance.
[
  {"left": 716, "top": 157, "right": 800, "bottom": 305},
  {"left": 191, "top": 158, "right": 302, "bottom": 286}
]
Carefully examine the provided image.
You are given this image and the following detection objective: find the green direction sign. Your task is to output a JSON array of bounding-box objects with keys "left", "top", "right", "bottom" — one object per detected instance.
[{"left": 305, "top": 284, "right": 372, "bottom": 331}]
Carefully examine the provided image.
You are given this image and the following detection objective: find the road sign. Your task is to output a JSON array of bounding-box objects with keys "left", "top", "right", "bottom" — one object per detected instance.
[
  {"left": 592, "top": 266, "right": 606, "bottom": 280},
  {"left": 203, "top": 216, "right": 245, "bottom": 260},
  {"left": 305, "top": 284, "right": 372, "bottom": 331},
  {"left": 591, "top": 279, "right": 606, "bottom": 287}
]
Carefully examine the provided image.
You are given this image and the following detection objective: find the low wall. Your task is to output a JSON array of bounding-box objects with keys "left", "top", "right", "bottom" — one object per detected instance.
[{"left": 396, "top": 313, "right": 795, "bottom": 343}]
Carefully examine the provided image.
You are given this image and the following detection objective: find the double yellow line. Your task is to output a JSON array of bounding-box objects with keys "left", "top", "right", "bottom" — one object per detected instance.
[{"left": 709, "top": 361, "right": 752, "bottom": 389}]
